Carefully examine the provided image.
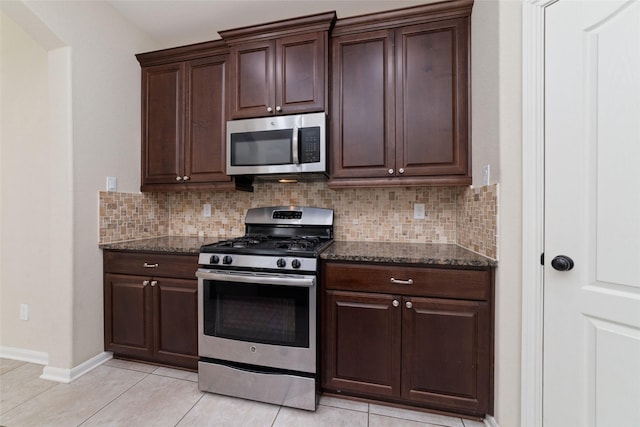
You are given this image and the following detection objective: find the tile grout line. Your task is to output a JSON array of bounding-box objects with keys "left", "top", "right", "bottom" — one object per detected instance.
[
  {"left": 76, "top": 367, "right": 153, "bottom": 426},
  {"left": 0, "top": 375, "right": 58, "bottom": 419},
  {"left": 173, "top": 392, "right": 206, "bottom": 426},
  {"left": 271, "top": 405, "right": 283, "bottom": 427}
]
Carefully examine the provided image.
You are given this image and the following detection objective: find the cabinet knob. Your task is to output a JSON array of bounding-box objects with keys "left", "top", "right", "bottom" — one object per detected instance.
[
  {"left": 266, "top": 106, "right": 273, "bottom": 113},
  {"left": 275, "top": 106, "right": 282, "bottom": 112},
  {"left": 388, "top": 169, "right": 394, "bottom": 175},
  {"left": 176, "top": 176, "right": 183, "bottom": 181},
  {"left": 405, "top": 301, "right": 413, "bottom": 309},
  {"left": 182, "top": 175, "right": 190, "bottom": 181},
  {"left": 399, "top": 168, "right": 405, "bottom": 174},
  {"left": 143, "top": 263, "right": 159, "bottom": 268},
  {"left": 143, "top": 280, "right": 150, "bottom": 286},
  {"left": 151, "top": 280, "right": 158, "bottom": 287},
  {"left": 392, "top": 300, "right": 399, "bottom": 307}
]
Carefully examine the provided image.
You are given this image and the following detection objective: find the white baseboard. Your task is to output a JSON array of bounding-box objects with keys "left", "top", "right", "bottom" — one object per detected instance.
[
  {"left": 484, "top": 415, "right": 499, "bottom": 427},
  {"left": 40, "top": 352, "right": 113, "bottom": 383},
  {"left": 0, "top": 346, "right": 49, "bottom": 365}
]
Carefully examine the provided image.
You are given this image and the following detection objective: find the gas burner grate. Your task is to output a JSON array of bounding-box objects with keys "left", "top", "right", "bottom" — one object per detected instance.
[{"left": 274, "top": 236, "right": 321, "bottom": 251}]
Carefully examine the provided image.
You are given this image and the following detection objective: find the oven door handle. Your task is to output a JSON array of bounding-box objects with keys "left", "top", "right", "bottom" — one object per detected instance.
[{"left": 196, "top": 270, "right": 315, "bottom": 287}]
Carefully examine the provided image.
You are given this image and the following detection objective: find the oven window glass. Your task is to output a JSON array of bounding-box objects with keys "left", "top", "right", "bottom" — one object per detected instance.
[
  {"left": 203, "top": 280, "right": 309, "bottom": 348},
  {"left": 231, "top": 129, "right": 293, "bottom": 166}
]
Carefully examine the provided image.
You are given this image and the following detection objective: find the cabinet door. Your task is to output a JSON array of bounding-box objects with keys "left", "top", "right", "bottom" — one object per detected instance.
[
  {"left": 330, "top": 30, "right": 395, "bottom": 179},
  {"left": 152, "top": 278, "right": 199, "bottom": 369},
  {"left": 322, "top": 290, "right": 401, "bottom": 398},
  {"left": 395, "top": 18, "right": 470, "bottom": 177},
  {"left": 275, "top": 32, "right": 325, "bottom": 114},
  {"left": 141, "top": 63, "right": 185, "bottom": 184},
  {"left": 228, "top": 40, "right": 274, "bottom": 119},
  {"left": 401, "top": 297, "right": 490, "bottom": 415},
  {"left": 104, "top": 273, "right": 153, "bottom": 359},
  {"left": 184, "top": 55, "right": 231, "bottom": 183}
]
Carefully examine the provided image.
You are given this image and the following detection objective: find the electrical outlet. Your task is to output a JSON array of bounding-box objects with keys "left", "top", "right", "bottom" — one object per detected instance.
[
  {"left": 482, "top": 165, "right": 490, "bottom": 186},
  {"left": 203, "top": 204, "right": 212, "bottom": 218},
  {"left": 19, "top": 304, "right": 29, "bottom": 321},
  {"left": 106, "top": 176, "right": 117, "bottom": 192},
  {"left": 413, "top": 203, "right": 425, "bottom": 220}
]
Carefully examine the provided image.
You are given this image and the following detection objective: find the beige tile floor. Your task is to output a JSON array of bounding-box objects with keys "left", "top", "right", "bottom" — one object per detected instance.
[{"left": 0, "top": 358, "right": 486, "bottom": 427}]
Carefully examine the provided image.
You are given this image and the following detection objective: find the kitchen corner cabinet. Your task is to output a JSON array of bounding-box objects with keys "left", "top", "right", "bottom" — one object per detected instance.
[
  {"left": 137, "top": 41, "right": 234, "bottom": 192},
  {"left": 321, "top": 261, "right": 494, "bottom": 417},
  {"left": 329, "top": 0, "right": 473, "bottom": 188},
  {"left": 103, "top": 251, "right": 199, "bottom": 370},
  {"left": 220, "top": 12, "right": 336, "bottom": 119}
]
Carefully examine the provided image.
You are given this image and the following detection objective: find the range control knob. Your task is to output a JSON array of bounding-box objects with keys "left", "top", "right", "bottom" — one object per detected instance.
[
  {"left": 276, "top": 258, "right": 286, "bottom": 268},
  {"left": 209, "top": 255, "right": 220, "bottom": 264},
  {"left": 223, "top": 255, "right": 233, "bottom": 265},
  {"left": 291, "top": 259, "right": 301, "bottom": 269}
]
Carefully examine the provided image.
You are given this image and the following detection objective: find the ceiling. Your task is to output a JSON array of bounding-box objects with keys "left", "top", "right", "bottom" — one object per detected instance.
[{"left": 107, "top": 1, "right": 429, "bottom": 48}]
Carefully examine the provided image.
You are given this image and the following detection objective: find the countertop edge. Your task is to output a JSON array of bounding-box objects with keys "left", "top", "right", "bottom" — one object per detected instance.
[{"left": 320, "top": 241, "right": 497, "bottom": 268}]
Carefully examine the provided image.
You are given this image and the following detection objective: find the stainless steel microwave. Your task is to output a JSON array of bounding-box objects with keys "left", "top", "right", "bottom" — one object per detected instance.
[{"left": 226, "top": 112, "right": 326, "bottom": 177}]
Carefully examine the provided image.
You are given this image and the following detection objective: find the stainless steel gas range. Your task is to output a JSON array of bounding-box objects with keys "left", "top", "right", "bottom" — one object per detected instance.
[{"left": 196, "top": 206, "right": 334, "bottom": 411}]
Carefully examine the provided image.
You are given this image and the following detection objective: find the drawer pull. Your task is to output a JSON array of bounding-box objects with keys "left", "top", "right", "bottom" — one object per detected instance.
[
  {"left": 390, "top": 278, "right": 413, "bottom": 285},
  {"left": 143, "top": 263, "right": 159, "bottom": 268}
]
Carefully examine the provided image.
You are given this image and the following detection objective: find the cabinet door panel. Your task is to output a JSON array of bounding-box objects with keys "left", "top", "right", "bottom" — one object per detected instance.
[
  {"left": 322, "top": 290, "right": 401, "bottom": 397},
  {"left": 276, "top": 33, "right": 325, "bottom": 113},
  {"left": 153, "top": 278, "right": 198, "bottom": 369},
  {"left": 104, "top": 274, "right": 153, "bottom": 358},
  {"left": 402, "top": 297, "right": 490, "bottom": 414},
  {"left": 142, "top": 63, "right": 184, "bottom": 184},
  {"left": 185, "top": 55, "right": 231, "bottom": 183},
  {"left": 230, "top": 40, "right": 273, "bottom": 118},
  {"left": 396, "top": 19, "right": 470, "bottom": 177},
  {"left": 331, "top": 31, "right": 395, "bottom": 178}
]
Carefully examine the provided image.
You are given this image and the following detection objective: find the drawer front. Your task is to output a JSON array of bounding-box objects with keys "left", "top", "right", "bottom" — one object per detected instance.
[
  {"left": 104, "top": 251, "right": 198, "bottom": 279},
  {"left": 323, "top": 262, "right": 490, "bottom": 301}
]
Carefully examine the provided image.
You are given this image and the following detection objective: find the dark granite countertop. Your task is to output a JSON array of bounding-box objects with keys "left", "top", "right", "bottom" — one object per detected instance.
[
  {"left": 100, "top": 237, "right": 497, "bottom": 267},
  {"left": 99, "top": 236, "right": 221, "bottom": 254},
  {"left": 321, "top": 241, "right": 497, "bottom": 267}
]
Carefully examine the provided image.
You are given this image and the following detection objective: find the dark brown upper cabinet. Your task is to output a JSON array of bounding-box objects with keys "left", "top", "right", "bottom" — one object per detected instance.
[
  {"left": 329, "top": 0, "right": 473, "bottom": 188},
  {"left": 137, "top": 41, "right": 234, "bottom": 191},
  {"left": 219, "top": 12, "right": 336, "bottom": 119}
]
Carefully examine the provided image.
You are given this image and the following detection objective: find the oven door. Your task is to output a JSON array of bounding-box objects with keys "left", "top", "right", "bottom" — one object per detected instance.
[{"left": 196, "top": 269, "right": 316, "bottom": 374}]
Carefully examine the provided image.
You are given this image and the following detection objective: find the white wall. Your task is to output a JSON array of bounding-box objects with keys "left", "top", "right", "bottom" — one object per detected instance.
[
  {"left": 495, "top": 2, "right": 522, "bottom": 426},
  {"left": 1, "top": 1, "right": 157, "bottom": 370},
  {"left": 0, "top": 10, "right": 60, "bottom": 361},
  {"left": 471, "top": 1, "right": 522, "bottom": 426}
]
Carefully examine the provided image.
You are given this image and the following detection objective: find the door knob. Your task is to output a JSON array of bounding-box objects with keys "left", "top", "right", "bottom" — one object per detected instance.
[{"left": 551, "top": 255, "right": 574, "bottom": 271}]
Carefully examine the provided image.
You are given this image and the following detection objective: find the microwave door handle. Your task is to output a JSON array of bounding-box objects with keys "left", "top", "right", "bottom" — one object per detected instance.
[{"left": 291, "top": 125, "right": 300, "bottom": 165}]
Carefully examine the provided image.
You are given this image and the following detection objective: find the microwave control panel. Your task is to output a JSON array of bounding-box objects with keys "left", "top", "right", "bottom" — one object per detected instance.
[{"left": 299, "top": 127, "right": 321, "bottom": 163}]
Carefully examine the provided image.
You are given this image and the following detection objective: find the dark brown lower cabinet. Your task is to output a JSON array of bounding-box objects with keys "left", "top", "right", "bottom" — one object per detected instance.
[
  {"left": 401, "top": 297, "right": 490, "bottom": 414},
  {"left": 322, "top": 261, "right": 494, "bottom": 418},
  {"left": 323, "top": 291, "right": 401, "bottom": 397},
  {"left": 103, "top": 251, "right": 198, "bottom": 370}
]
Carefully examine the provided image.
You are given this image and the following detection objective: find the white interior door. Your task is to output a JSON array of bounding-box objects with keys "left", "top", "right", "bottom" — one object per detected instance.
[{"left": 543, "top": 1, "right": 640, "bottom": 426}]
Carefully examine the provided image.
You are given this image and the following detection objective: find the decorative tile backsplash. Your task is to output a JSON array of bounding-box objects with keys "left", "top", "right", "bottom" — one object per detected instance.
[
  {"left": 457, "top": 185, "right": 498, "bottom": 259},
  {"left": 99, "top": 182, "right": 498, "bottom": 259},
  {"left": 99, "top": 192, "right": 169, "bottom": 243}
]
